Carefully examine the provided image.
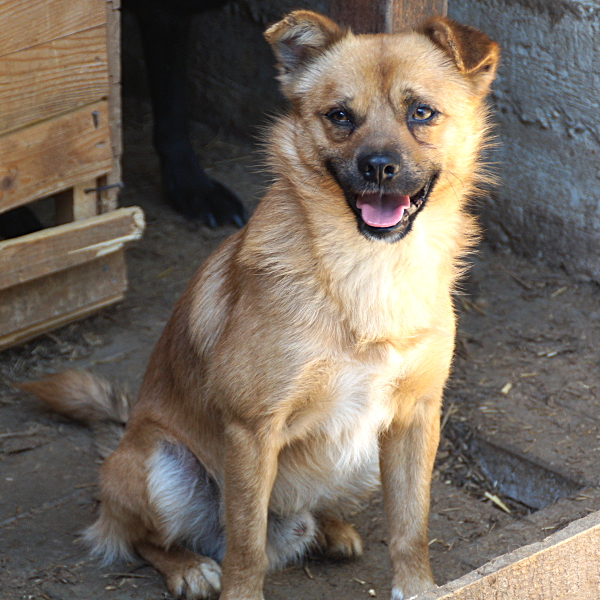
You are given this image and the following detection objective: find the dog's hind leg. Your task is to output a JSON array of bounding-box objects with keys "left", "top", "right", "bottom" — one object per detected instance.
[
  {"left": 314, "top": 512, "right": 363, "bottom": 559},
  {"left": 143, "top": 440, "right": 317, "bottom": 592},
  {"left": 140, "top": 440, "right": 226, "bottom": 598},
  {"left": 265, "top": 511, "right": 317, "bottom": 570},
  {"left": 136, "top": 542, "right": 221, "bottom": 600},
  {"left": 146, "top": 441, "right": 225, "bottom": 559}
]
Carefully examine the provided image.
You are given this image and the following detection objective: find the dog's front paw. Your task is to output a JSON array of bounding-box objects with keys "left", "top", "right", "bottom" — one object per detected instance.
[
  {"left": 166, "top": 557, "right": 222, "bottom": 600},
  {"left": 315, "top": 516, "right": 363, "bottom": 559}
]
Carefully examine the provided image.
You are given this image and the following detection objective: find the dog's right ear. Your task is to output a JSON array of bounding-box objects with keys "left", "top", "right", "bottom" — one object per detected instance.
[{"left": 264, "top": 11, "right": 345, "bottom": 90}]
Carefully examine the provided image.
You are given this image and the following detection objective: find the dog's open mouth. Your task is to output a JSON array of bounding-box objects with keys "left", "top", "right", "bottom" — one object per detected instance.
[{"left": 353, "top": 177, "right": 435, "bottom": 237}]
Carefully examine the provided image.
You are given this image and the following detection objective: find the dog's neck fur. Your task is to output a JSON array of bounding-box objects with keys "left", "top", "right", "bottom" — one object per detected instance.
[{"left": 240, "top": 116, "right": 478, "bottom": 346}]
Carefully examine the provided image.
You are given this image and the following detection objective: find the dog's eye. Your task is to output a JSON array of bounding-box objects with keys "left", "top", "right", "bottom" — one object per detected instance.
[
  {"left": 327, "top": 109, "right": 351, "bottom": 124},
  {"left": 411, "top": 105, "right": 435, "bottom": 122}
]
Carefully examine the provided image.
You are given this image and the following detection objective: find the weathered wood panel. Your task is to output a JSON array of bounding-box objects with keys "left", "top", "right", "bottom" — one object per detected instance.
[
  {"left": 0, "top": 101, "right": 112, "bottom": 214},
  {"left": 103, "top": 0, "right": 123, "bottom": 213},
  {"left": 0, "top": 26, "right": 109, "bottom": 137},
  {"left": 330, "top": 0, "right": 446, "bottom": 33},
  {"left": 415, "top": 511, "right": 600, "bottom": 600},
  {"left": 0, "top": 207, "right": 144, "bottom": 291},
  {"left": 0, "top": 252, "right": 127, "bottom": 350},
  {"left": 0, "top": 0, "right": 105, "bottom": 58}
]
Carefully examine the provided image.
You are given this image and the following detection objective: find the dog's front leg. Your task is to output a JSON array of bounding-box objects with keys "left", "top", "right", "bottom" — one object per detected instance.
[
  {"left": 219, "top": 421, "right": 279, "bottom": 600},
  {"left": 380, "top": 394, "right": 441, "bottom": 600}
]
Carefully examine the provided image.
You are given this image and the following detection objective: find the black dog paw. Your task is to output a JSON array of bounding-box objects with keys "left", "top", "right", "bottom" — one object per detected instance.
[{"left": 160, "top": 142, "right": 248, "bottom": 229}]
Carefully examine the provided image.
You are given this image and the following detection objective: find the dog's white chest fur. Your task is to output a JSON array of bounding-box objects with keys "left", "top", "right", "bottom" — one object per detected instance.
[{"left": 271, "top": 347, "right": 401, "bottom": 515}]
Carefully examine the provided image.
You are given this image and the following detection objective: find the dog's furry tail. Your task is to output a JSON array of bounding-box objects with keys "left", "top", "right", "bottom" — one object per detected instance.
[{"left": 19, "top": 370, "right": 133, "bottom": 459}]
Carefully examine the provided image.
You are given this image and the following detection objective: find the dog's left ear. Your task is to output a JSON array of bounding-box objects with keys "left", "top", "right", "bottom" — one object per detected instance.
[
  {"left": 264, "top": 11, "right": 346, "bottom": 91},
  {"left": 421, "top": 18, "right": 499, "bottom": 96}
]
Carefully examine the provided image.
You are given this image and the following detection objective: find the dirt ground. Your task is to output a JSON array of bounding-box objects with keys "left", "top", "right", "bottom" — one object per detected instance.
[{"left": 1, "top": 104, "right": 599, "bottom": 600}]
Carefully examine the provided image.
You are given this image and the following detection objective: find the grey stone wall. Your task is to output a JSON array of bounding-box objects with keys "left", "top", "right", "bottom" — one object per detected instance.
[{"left": 448, "top": 0, "right": 600, "bottom": 279}]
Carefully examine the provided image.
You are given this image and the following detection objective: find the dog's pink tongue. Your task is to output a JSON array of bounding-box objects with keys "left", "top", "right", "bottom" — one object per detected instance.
[{"left": 356, "top": 193, "right": 411, "bottom": 228}]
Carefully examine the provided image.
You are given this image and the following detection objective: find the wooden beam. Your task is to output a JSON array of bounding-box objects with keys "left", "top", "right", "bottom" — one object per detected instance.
[
  {"left": 0, "top": 207, "right": 144, "bottom": 291},
  {"left": 415, "top": 511, "right": 600, "bottom": 600},
  {"left": 0, "top": 100, "right": 112, "bottom": 214},
  {"left": 330, "top": 0, "right": 446, "bottom": 33},
  {"left": 103, "top": 0, "right": 123, "bottom": 212},
  {"left": 55, "top": 179, "right": 101, "bottom": 225},
  {"left": 0, "top": 251, "right": 128, "bottom": 350},
  {"left": 0, "top": 25, "right": 109, "bottom": 137}
]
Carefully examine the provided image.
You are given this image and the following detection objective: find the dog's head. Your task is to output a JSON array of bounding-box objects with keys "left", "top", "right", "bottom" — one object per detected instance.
[{"left": 265, "top": 12, "right": 499, "bottom": 243}]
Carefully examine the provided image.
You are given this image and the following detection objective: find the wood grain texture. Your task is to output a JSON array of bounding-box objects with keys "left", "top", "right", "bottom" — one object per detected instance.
[
  {"left": 415, "top": 511, "right": 600, "bottom": 599},
  {"left": 389, "top": 0, "right": 447, "bottom": 32},
  {"left": 104, "top": 0, "right": 123, "bottom": 212},
  {"left": 330, "top": 0, "right": 446, "bottom": 33},
  {"left": 0, "top": 26, "right": 109, "bottom": 137},
  {"left": 0, "top": 101, "right": 112, "bottom": 214},
  {"left": 55, "top": 179, "right": 101, "bottom": 224},
  {"left": 0, "top": 207, "right": 144, "bottom": 291},
  {"left": 0, "top": 252, "right": 127, "bottom": 349},
  {"left": 0, "top": 0, "right": 105, "bottom": 58}
]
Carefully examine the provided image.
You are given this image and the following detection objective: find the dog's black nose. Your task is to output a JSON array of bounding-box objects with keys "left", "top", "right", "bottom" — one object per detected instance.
[{"left": 357, "top": 153, "right": 401, "bottom": 185}]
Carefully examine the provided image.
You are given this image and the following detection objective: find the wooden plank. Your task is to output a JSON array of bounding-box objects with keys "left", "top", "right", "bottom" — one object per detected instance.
[
  {"left": 0, "top": 0, "right": 105, "bottom": 58},
  {"left": 0, "top": 251, "right": 127, "bottom": 350},
  {"left": 0, "top": 207, "right": 144, "bottom": 291},
  {"left": 415, "top": 511, "right": 600, "bottom": 600},
  {"left": 0, "top": 26, "right": 109, "bottom": 137},
  {"left": 330, "top": 0, "right": 446, "bottom": 33},
  {"left": 0, "top": 101, "right": 112, "bottom": 214},
  {"left": 55, "top": 179, "right": 100, "bottom": 225},
  {"left": 388, "top": 0, "right": 447, "bottom": 32},
  {"left": 104, "top": 0, "right": 123, "bottom": 212}
]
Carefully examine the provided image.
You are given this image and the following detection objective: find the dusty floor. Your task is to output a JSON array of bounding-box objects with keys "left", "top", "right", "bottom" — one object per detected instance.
[{"left": 1, "top": 107, "right": 599, "bottom": 600}]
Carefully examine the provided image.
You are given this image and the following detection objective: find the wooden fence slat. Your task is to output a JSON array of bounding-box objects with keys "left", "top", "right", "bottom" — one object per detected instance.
[
  {"left": 0, "top": 101, "right": 112, "bottom": 214},
  {"left": 0, "top": 26, "right": 109, "bottom": 137},
  {"left": 330, "top": 0, "right": 447, "bottom": 33},
  {"left": 0, "top": 0, "right": 105, "bottom": 58},
  {"left": 0, "top": 252, "right": 128, "bottom": 349},
  {"left": 103, "top": 0, "right": 123, "bottom": 213},
  {"left": 415, "top": 511, "right": 600, "bottom": 600},
  {"left": 0, "top": 207, "right": 144, "bottom": 291}
]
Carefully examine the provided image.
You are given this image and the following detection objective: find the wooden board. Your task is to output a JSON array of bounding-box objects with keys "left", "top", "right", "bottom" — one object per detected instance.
[
  {"left": 415, "top": 511, "right": 600, "bottom": 600},
  {"left": 54, "top": 179, "right": 101, "bottom": 224},
  {"left": 104, "top": 0, "right": 122, "bottom": 213},
  {"left": 0, "top": 0, "right": 104, "bottom": 58},
  {"left": 0, "top": 25, "right": 109, "bottom": 136},
  {"left": 330, "top": 0, "right": 446, "bottom": 33},
  {"left": 0, "top": 207, "right": 144, "bottom": 291},
  {"left": 0, "top": 100, "right": 112, "bottom": 214},
  {"left": 0, "top": 251, "right": 127, "bottom": 350}
]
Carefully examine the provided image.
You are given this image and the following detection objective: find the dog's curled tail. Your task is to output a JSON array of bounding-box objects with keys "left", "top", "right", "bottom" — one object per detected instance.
[{"left": 19, "top": 370, "right": 133, "bottom": 459}]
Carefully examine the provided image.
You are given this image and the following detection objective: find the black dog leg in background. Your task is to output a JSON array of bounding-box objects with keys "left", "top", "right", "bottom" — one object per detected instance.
[{"left": 131, "top": 1, "right": 247, "bottom": 228}]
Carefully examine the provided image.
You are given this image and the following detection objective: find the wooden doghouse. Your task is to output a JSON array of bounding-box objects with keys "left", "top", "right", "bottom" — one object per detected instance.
[{"left": 0, "top": 0, "right": 144, "bottom": 350}]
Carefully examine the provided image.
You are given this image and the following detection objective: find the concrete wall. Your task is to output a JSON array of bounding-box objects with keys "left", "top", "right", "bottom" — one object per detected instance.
[{"left": 448, "top": 0, "right": 600, "bottom": 279}]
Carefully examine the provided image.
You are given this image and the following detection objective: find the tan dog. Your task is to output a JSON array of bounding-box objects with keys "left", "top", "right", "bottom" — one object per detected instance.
[{"left": 22, "top": 11, "right": 498, "bottom": 600}]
